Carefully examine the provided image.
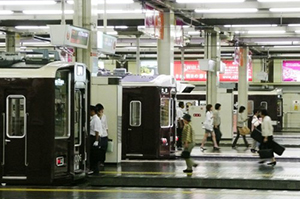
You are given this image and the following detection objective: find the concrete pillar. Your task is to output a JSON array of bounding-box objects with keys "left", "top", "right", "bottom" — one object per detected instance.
[
  {"left": 238, "top": 47, "right": 249, "bottom": 117},
  {"left": 136, "top": 35, "right": 141, "bottom": 75},
  {"left": 157, "top": 11, "right": 175, "bottom": 75},
  {"left": 180, "top": 47, "right": 184, "bottom": 81},
  {"left": 205, "top": 31, "right": 220, "bottom": 105},
  {"left": 73, "top": 0, "right": 98, "bottom": 72},
  {"left": 6, "top": 32, "right": 16, "bottom": 52}
]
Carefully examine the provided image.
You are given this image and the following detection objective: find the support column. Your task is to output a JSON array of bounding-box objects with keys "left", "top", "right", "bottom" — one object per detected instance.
[
  {"left": 73, "top": 0, "right": 98, "bottom": 72},
  {"left": 238, "top": 47, "right": 249, "bottom": 116},
  {"left": 6, "top": 32, "right": 16, "bottom": 52},
  {"left": 205, "top": 31, "right": 220, "bottom": 105},
  {"left": 157, "top": 11, "right": 175, "bottom": 75},
  {"left": 180, "top": 47, "right": 184, "bottom": 81},
  {"left": 136, "top": 35, "right": 141, "bottom": 75}
]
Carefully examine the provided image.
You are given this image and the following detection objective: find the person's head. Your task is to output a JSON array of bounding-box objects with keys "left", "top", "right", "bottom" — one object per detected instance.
[
  {"left": 178, "top": 101, "right": 184, "bottom": 108},
  {"left": 95, "top": 103, "right": 104, "bottom": 116},
  {"left": 215, "top": 103, "right": 221, "bottom": 110},
  {"left": 253, "top": 109, "right": 260, "bottom": 116},
  {"left": 260, "top": 109, "right": 268, "bottom": 118},
  {"left": 182, "top": 114, "right": 191, "bottom": 124},
  {"left": 90, "top": 105, "right": 97, "bottom": 116},
  {"left": 206, "top": 104, "right": 213, "bottom": 112},
  {"left": 238, "top": 106, "right": 246, "bottom": 113}
]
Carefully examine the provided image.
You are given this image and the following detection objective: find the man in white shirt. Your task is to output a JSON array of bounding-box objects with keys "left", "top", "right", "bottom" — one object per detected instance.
[
  {"left": 176, "top": 102, "right": 185, "bottom": 150},
  {"left": 89, "top": 105, "right": 103, "bottom": 174},
  {"left": 96, "top": 103, "right": 108, "bottom": 167}
]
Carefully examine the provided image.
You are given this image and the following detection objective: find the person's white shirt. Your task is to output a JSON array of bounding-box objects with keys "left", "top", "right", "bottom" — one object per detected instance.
[
  {"left": 204, "top": 111, "right": 214, "bottom": 131},
  {"left": 176, "top": 107, "right": 184, "bottom": 127},
  {"left": 90, "top": 114, "right": 103, "bottom": 136},
  {"left": 251, "top": 115, "right": 261, "bottom": 131},
  {"left": 261, "top": 115, "right": 273, "bottom": 137},
  {"left": 100, "top": 114, "right": 108, "bottom": 137}
]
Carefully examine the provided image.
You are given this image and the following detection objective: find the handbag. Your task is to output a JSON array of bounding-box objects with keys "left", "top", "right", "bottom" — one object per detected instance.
[
  {"left": 258, "top": 143, "right": 274, "bottom": 158},
  {"left": 239, "top": 126, "right": 250, "bottom": 135},
  {"left": 181, "top": 150, "right": 190, "bottom": 159},
  {"left": 107, "top": 139, "right": 114, "bottom": 152}
]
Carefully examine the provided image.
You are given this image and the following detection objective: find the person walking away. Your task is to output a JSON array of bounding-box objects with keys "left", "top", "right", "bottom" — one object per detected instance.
[
  {"left": 89, "top": 105, "right": 103, "bottom": 174},
  {"left": 250, "top": 109, "right": 262, "bottom": 153},
  {"left": 96, "top": 103, "right": 108, "bottom": 167},
  {"left": 200, "top": 104, "right": 220, "bottom": 151},
  {"left": 176, "top": 102, "right": 185, "bottom": 150},
  {"left": 213, "top": 103, "right": 222, "bottom": 146},
  {"left": 259, "top": 109, "right": 276, "bottom": 166},
  {"left": 182, "top": 114, "right": 197, "bottom": 173},
  {"left": 232, "top": 106, "right": 250, "bottom": 149}
]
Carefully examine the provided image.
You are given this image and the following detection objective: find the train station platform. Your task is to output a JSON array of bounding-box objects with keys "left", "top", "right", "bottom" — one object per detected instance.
[{"left": 88, "top": 146, "right": 300, "bottom": 190}]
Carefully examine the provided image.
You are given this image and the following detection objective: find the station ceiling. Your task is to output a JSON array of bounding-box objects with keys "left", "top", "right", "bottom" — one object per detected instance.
[{"left": 1, "top": 0, "right": 300, "bottom": 60}]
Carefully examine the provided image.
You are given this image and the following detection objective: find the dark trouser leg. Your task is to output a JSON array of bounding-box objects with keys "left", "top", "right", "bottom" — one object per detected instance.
[
  {"left": 232, "top": 132, "right": 240, "bottom": 147},
  {"left": 242, "top": 135, "right": 249, "bottom": 147},
  {"left": 99, "top": 137, "right": 108, "bottom": 164},
  {"left": 177, "top": 127, "right": 183, "bottom": 148},
  {"left": 89, "top": 135, "right": 98, "bottom": 171}
]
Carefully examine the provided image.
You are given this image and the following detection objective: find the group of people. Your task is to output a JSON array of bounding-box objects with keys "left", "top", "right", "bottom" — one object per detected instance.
[
  {"left": 89, "top": 103, "right": 109, "bottom": 174},
  {"left": 177, "top": 102, "right": 277, "bottom": 173}
]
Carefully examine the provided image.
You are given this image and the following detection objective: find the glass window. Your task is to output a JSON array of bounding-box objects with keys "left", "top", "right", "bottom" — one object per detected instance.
[
  {"left": 55, "top": 70, "right": 70, "bottom": 138},
  {"left": 6, "top": 96, "right": 26, "bottom": 138},
  {"left": 160, "top": 98, "right": 171, "bottom": 128},
  {"left": 74, "top": 90, "right": 82, "bottom": 146},
  {"left": 260, "top": 101, "right": 268, "bottom": 110},
  {"left": 170, "top": 98, "right": 174, "bottom": 127},
  {"left": 130, "top": 101, "right": 141, "bottom": 127},
  {"left": 247, "top": 100, "right": 254, "bottom": 116}
]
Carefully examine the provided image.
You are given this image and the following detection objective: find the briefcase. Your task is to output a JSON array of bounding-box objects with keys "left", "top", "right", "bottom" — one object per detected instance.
[
  {"left": 271, "top": 141, "right": 285, "bottom": 156},
  {"left": 258, "top": 149, "right": 274, "bottom": 159},
  {"left": 251, "top": 129, "right": 263, "bottom": 143}
]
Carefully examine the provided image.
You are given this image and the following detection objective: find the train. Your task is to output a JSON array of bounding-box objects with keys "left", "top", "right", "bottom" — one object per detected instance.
[{"left": 0, "top": 59, "right": 90, "bottom": 185}]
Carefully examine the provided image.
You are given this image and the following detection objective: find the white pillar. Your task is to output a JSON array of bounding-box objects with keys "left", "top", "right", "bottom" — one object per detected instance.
[
  {"left": 136, "top": 35, "right": 141, "bottom": 75},
  {"left": 6, "top": 32, "right": 16, "bottom": 52},
  {"left": 157, "top": 11, "right": 175, "bottom": 75},
  {"left": 238, "top": 47, "right": 249, "bottom": 117},
  {"left": 205, "top": 31, "right": 220, "bottom": 105}
]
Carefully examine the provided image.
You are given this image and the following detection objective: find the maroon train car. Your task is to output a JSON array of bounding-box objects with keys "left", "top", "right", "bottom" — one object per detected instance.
[{"left": 0, "top": 61, "right": 90, "bottom": 184}]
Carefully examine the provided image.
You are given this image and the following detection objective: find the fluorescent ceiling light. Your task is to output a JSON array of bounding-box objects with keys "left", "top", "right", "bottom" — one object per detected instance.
[
  {"left": 115, "top": 26, "right": 128, "bottom": 29},
  {"left": 248, "top": 30, "right": 286, "bottom": 34},
  {"left": 15, "top": 26, "right": 49, "bottom": 29},
  {"left": 195, "top": 9, "right": 257, "bottom": 13},
  {"left": 295, "top": 30, "right": 300, "bottom": 33},
  {"left": 0, "top": 10, "right": 13, "bottom": 15},
  {"left": 273, "top": 46, "right": 300, "bottom": 48},
  {"left": 23, "top": 10, "right": 74, "bottom": 15},
  {"left": 259, "top": 0, "right": 300, "bottom": 2},
  {"left": 107, "top": 31, "right": 118, "bottom": 35},
  {"left": 97, "top": 10, "right": 143, "bottom": 14},
  {"left": 97, "top": 26, "right": 114, "bottom": 29},
  {"left": 177, "top": 0, "right": 244, "bottom": 3},
  {"left": 288, "top": 24, "right": 300, "bottom": 27},
  {"left": 188, "top": 31, "right": 200, "bottom": 35},
  {"left": 270, "top": 8, "right": 300, "bottom": 12},
  {"left": 68, "top": 0, "right": 133, "bottom": 4},
  {"left": 225, "top": 24, "right": 277, "bottom": 27},
  {"left": 0, "top": 1, "right": 56, "bottom": 5},
  {"left": 256, "top": 41, "right": 299, "bottom": 45}
]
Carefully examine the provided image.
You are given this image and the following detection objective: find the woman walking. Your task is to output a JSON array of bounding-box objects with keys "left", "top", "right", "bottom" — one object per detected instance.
[
  {"left": 200, "top": 104, "right": 220, "bottom": 151},
  {"left": 232, "top": 106, "right": 249, "bottom": 149},
  {"left": 250, "top": 109, "right": 262, "bottom": 153},
  {"left": 182, "top": 114, "right": 198, "bottom": 173}
]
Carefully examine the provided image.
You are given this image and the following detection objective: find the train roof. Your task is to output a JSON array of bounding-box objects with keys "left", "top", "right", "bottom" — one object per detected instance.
[
  {"left": 177, "top": 89, "right": 282, "bottom": 95},
  {"left": 121, "top": 75, "right": 176, "bottom": 87},
  {"left": 0, "top": 61, "right": 76, "bottom": 78}
]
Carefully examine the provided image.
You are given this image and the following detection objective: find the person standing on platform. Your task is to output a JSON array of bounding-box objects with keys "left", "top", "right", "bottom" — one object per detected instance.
[
  {"left": 176, "top": 102, "right": 185, "bottom": 151},
  {"left": 213, "top": 103, "right": 222, "bottom": 146},
  {"left": 182, "top": 114, "right": 197, "bottom": 173},
  {"left": 259, "top": 109, "right": 276, "bottom": 166},
  {"left": 89, "top": 105, "right": 103, "bottom": 174},
  {"left": 232, "top": 106, "right": 250, "bottom": 149},
  {"left": 250, "top": 109, "right": 262, "bottom": 153},
  {"left": 200, "top": 104, "right": 220, "bottom": 151},
  {"left": 96, "top": 103, "right": 108, "bottom": 167}
]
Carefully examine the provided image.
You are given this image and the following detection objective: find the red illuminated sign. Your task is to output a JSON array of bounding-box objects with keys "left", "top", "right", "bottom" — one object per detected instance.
[{"left": 193, "top": 113, "right": 201, "bottom": 117}]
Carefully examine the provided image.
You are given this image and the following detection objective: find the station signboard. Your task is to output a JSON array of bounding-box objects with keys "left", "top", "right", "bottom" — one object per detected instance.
[{"left": 97, "top": 32, "right": 117, "bottom": 54}]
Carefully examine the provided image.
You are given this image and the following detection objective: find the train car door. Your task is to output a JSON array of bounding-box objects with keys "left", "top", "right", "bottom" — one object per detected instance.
[
  {"left": 127, "top": 97, "right": 143, "bottom": 156},
  {"left": 2, "top": 93, "right": 28, "bottom": 180}
]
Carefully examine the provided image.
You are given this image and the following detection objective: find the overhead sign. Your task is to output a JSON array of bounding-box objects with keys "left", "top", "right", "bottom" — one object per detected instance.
[
  {"left": 49, "top": 25, "right": 90, "bottom": 49},
  {"left": 97, "top": 32, "right": 117, "bottom": 54}
]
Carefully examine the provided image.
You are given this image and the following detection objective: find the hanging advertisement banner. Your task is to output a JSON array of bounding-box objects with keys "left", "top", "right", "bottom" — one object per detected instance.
[
  {"left": 144, "top": 6, "right": 164, "bottom": 40},
  {"left": 155, "top": 11, "right": 164, "bottom": 39},
  {"left": 282, "top": 60, "right": 300, "bottom": 82},
  {"left": 219, "top": 60, "right": 252, "bottom": 82}
]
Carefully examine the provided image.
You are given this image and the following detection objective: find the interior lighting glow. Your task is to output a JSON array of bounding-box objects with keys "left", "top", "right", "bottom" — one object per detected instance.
[
  {"left": 67, "top": 0, "right": 133, "bottom": 4},
  {"left": 188, "top": 31, "right": 200, "bottom": 35},
  {"left": 115, "top": 26, "right": 128, "bottom": 29},
  {"left": 107, "top": 31, "right": 118, "bottom": 35},
  {"left": 195, "top": 9, "right": 258, "bottom": 13},
  {"left": 288, "top": 24, "right": 300, "bottom": 27},
  {"left": 23, "top": 10, "right": 74, "bottom": 15},
  {"left": 224, "top": 24, "right": 277, "bottom": 27},
  {"left": 273, "top": 46, "right": 300, "bottom": 48},
  {"left": 0, "top": 10, "right": 13, "bottom": 15},
  {"left": 0, "top": 1, "right": 56, "bottom": 5},
  {"left": 177, "top": 0, "right": 244, "bottom": 3},
  {"left": 15, "top": 26, "right": 49, "bottom": 29},
  {"left": 295, "top": 30, "right": 300, "bottom": 33},
  {"left": 97, "top": 26, "right": 114, "bottom": 29},
  {"left": 97, "top": 10, "right": 143, "bottom": 14},
  {"left": 270, "top": 8, "right": 300, "bottom": 12},
  {"left": 248, "top": 30, "right": 286, "bottom": 34},
  {"left": 259, "top": 0, "right": 300, "bottom": 2},
  {"left": 256, "top": 41, "right": 299, "bottom": 45}
]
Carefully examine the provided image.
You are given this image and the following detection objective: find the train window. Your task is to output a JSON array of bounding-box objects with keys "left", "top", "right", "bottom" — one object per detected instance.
[
  {"left": 170, "top": 98, "right": 174, "bottom": 127},
  {"left": 55, "top": 71, "right": 70, "bottom": 138},
  {"left": 260, "top": 101, "right": 268, "bottom": 110},
  {"left": 6, "top": 95, "right": 26, "bottom": 138},
  {"left": 160, "top": 98, "right": 171, "bottom": 128},
  {"left": 248, "top": 100, "right": 254, "bottom": 116},
  {"left": 130, "top": 101, "right": 141, "bottom": 127},
  {"left": 74, "top": 90, "right": 82, "bottom": 146}
]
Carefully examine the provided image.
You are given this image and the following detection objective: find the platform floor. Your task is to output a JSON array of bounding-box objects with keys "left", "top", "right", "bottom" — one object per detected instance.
[{"left": 0, "top": 187, "right": 300, "bottom": 199}]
